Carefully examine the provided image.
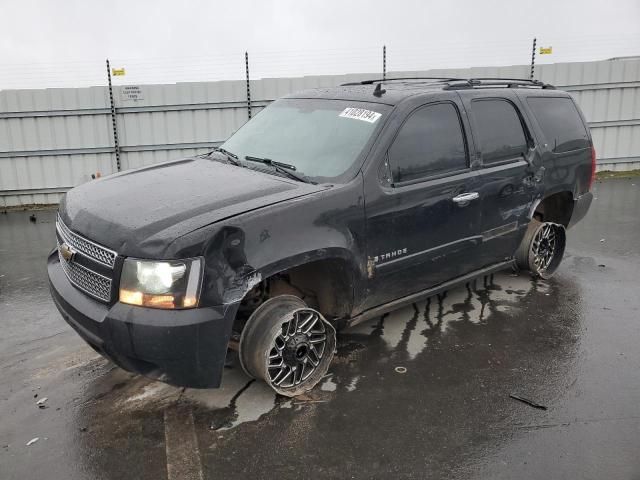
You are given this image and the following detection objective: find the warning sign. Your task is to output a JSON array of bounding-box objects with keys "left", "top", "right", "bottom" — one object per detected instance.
[
  {"left": 112, "top": 67, "right": 126, "bottom": 76},
  {"left": 539, "top": 47, "right": 553, "bottom": 55},
  {"left": 120, "top": 85, "right": 144, "bottom": 102}
]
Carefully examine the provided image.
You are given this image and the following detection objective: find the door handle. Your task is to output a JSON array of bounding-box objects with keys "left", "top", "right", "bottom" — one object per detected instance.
[{"left": 452, "top": 192, "right": 480, "bottom": 204}]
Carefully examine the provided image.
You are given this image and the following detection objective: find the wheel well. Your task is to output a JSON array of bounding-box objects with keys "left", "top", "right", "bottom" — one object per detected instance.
[
  {"left": 235, "top": 258, "right": 355, "bottom": 331},
  {"left": 533, "top": 191, "right": 574, "bottom": 227}
]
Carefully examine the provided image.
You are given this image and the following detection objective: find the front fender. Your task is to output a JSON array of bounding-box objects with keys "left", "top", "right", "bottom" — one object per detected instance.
[{"left": 167, "top": 182, "right": 367, "bottom": 307}]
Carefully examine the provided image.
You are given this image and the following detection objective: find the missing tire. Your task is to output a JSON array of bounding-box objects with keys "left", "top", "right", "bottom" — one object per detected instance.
[
  {"left": 516, "top": 220, "right": 566, "bottom": 279},
  {"left": 239, "top": 295, "right": 336, "bottom": 397}
]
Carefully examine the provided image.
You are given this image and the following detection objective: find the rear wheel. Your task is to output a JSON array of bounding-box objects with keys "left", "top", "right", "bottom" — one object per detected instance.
[
  {"left": 239, "top": 295, "right": 336, "bottom": 397},
  {"left": 516, "top": 219, "right": 566, "bottom": 279}
]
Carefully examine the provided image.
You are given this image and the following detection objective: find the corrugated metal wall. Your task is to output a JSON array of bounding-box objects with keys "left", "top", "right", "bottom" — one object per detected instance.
[{"left": 1, "top": 58, "right": 639, "bottom": 207}]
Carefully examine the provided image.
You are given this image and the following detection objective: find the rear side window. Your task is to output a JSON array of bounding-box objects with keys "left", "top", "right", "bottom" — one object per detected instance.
[
  {"left": 471, "top": 99, "right": 528, "bottom": 164},
  {"left": 388, "top": 102, "right": 467, "bottom": 183},
  {"left": 527, "top": 97, "right": 589, "bottom": 153}
]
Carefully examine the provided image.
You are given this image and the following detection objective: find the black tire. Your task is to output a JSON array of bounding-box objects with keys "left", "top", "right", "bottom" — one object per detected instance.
[
  {"left": 239, "top": 295, "right": 336, "bottom": 397},
  {"left": 516, "top": 219, "right": 566, "bottom": 279}
]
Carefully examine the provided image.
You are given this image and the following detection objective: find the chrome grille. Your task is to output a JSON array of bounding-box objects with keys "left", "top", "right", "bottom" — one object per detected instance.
[
  {"left": 56, "top": 215, "right": 116, "bottom": 268},
  {"left": 56, "top": 215, "right": 117, "bottom": 303},
  {"left": 57, "top": 244, "right": 112, "bottom": 302}
]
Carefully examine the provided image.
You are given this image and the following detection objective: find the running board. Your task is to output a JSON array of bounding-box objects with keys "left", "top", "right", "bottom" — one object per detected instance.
[{"left": 347, "top": 260, "right": 516, "bottom": 328}]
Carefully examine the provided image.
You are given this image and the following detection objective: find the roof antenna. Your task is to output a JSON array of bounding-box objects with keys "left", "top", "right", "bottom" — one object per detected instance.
[{"left": 373, "top": 82, "right": 386, "bottom": 97}]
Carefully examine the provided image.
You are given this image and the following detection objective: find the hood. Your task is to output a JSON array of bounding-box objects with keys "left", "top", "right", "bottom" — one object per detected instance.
[{"left": 60, "top": 156, "right": 324, "bottom": 257}]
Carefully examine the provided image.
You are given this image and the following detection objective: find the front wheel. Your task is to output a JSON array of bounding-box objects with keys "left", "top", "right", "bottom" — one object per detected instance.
[
  {"left": 239, "top": 295, "right": 336, "bottom": 397},
  {"left": 516, "top": 219, "right": 566, "bottom": 279}
]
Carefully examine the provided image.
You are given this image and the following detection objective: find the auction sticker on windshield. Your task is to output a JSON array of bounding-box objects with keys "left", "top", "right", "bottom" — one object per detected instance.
[{"left": 339, "top": 107, "right": 382, "bottom": 123}]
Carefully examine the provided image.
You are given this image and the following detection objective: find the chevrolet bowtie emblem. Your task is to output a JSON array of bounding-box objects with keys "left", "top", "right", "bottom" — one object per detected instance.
[{"left": 59, "top": 242, "right": 76, "bottom": 262}]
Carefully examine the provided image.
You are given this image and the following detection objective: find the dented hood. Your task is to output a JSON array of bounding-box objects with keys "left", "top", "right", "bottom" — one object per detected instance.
[{"left": 59, "top": 157, "right": 324, "bottom": 257}]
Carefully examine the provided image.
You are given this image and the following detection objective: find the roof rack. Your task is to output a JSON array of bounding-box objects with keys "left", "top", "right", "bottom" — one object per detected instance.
[
  {"left": 340, "top": 76, "right": 556, "bottom": 90},
  {"left": 341, "top": 77, "right": 463, "bottom": 86},
  {"left": 443, "top": 78, "right": 555, "bottom": 90}
]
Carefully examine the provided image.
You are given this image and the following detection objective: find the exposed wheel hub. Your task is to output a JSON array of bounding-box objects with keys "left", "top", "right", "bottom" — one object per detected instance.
[{"left": 283, "top": 334, "right": 311, "bottom": 364}]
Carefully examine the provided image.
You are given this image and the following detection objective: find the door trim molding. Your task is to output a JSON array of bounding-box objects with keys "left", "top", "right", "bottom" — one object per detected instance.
[
  {"left": 481, "top": 221, "right": 519, "bottom": 241},
  {"left": 375, "top": 235, "right": 483, "bottom": 271},
  {"left": 349, "top": 259, "right": 515, "bottom": 327}
]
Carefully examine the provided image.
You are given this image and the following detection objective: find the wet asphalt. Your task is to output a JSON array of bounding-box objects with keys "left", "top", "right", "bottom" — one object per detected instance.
[{"left": 1, "top": 177, "right": 639, "bottom": 480}]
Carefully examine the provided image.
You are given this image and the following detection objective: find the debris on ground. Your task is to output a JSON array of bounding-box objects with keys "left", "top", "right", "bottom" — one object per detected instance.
[
  {"left": 35, "top": 397, "right": 48, "bottom": 406},
  {"left": 25, "top": 438, "right": 39, "bottom": 446},
  {"left": 292, "top": 399, "right": 329, "bottom": 405},
  {"left": 600, "top": 238, "right": 605, "bottom": 242},
  {"left": 509, "top": 394, "right": 547, "bottom": 410},
  {"left": 395, "top": 366, "right": 407, "bottom": 374},
  {"left": 294, "top": 393, "right": 316, "bottom": 401}
]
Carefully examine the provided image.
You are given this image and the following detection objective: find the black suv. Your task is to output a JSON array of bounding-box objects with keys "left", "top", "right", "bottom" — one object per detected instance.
[{"left": 48, "top": 77, "right": 594, "bottom": 396}]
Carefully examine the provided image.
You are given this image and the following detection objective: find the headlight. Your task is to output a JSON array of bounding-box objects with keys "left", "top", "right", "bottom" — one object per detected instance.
[{"left": 119, "top": 257, "right": 203, "bottom": 309}]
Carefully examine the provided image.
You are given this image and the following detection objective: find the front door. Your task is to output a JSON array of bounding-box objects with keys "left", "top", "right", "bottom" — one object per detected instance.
[{"left": 362, "top": 97, "right": 485, "bottom": 310}]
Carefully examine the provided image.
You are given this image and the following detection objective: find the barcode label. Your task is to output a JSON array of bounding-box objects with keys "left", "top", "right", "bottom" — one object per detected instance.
[{"left": 339, "top": 107, "right": 382, "bottom": 123}]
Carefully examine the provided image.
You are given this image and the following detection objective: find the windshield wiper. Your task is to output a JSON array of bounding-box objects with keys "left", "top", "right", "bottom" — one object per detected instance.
[
  {"left": 206, "top": 147, "right": 242, "bottom": 166},
  {"left": 244, "top": 155, "right": 314, "bottom": 184}
]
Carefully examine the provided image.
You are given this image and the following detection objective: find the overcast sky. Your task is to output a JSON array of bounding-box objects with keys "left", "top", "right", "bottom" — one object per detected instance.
[{"left": 2, "top": 0, "right": 640, "bottom": 89}]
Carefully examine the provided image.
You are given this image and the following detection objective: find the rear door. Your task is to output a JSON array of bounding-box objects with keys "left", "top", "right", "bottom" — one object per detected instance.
[
  {"left": 458, "top": 91, "right": 542, "bottom": 266},
  {"left": 363, "top": 95, "right": 485, "bottom": 310}
]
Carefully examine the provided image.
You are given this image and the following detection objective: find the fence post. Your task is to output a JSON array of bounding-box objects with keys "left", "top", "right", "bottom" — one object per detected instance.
[
  {"left": 383, "top": 45, "right": 387, "bottom": 80},
  {"left": 530, "top": 38, "right": 537, "bottom": 80},
  {"left": 105, "top": 59, "right": 121, "bottom": 171},
  {"left": 245, "top": 51, "right": 252, "bottom": 119}
]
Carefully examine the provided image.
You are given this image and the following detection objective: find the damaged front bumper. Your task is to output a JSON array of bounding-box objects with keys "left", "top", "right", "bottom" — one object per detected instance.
[{"left": 47, "top": 250, "right": 239, "bottom": 388}]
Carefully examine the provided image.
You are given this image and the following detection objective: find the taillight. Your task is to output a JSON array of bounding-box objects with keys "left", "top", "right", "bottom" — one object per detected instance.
[{"left": 588, "top": 145, "right": 597, "bottom": 190}]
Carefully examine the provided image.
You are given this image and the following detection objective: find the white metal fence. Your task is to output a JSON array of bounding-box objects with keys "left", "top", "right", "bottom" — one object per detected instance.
[{"left": 1, "top": 57, "right": 639, "bottom": 207}]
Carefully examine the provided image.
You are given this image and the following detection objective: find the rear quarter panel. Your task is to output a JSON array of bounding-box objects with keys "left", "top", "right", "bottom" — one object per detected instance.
[{"left": 514, "top": 90, "right": 593, "bottom": 198}]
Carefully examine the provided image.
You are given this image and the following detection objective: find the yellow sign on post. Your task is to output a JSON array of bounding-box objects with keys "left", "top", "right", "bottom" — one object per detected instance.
[
  {"left": 112, "top": 67, "right": 126, "bottom": 76},
  {"left": 539, "top": 47, "right": 553, "bottom": 55}
]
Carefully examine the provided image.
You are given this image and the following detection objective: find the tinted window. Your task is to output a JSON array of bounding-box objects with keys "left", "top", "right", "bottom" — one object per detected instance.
[
  {"left": 527, "top": 97, "right": 589, "bottom": 153},
  {"left": 388, "top": 103, "right": 467, "bottom": 183},
  {"left": 471, "top": 99, "right": 528, "bottom": 164}
]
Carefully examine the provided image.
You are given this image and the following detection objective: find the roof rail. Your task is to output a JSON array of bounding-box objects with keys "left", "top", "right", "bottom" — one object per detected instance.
[
  {"left": 341, "top": 77, "right": 463, "bottom": 86},
  {"left": 444, "top": 78, "right": 555, "bottom": 90}
]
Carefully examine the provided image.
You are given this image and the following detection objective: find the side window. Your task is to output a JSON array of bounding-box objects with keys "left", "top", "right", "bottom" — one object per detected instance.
[
  {"left": 388, "top": 103, "right": 467, "bottom": 183},
  {"left": 527, "top": 97, "right": 589, "bottom": 153},
  {"left": 471, "top": 99, "right": 528, "bottom": 164}
]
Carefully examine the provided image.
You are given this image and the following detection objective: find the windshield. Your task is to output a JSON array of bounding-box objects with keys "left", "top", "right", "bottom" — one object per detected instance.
[{"left": 220, "top": 98, "right": 390, "bottom": 182}]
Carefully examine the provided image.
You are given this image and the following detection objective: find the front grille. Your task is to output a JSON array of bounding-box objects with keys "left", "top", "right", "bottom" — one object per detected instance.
[
  {"left": 57, "top": 245, "right": 113, "bottom": 302},
  {"left": 56, "top": 215, "right": 116, "bottom": 268},
  {"left": 56, "top": 215, "right": 117, "bottom": 303}
]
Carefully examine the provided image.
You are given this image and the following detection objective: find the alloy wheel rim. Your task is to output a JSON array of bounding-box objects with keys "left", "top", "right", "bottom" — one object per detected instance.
[
  {"left": 267, "top": 309, "right": 328, "bottom": 389},
  {"left": 531, "top": 223, "right": 557, "bottom": 272}
]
